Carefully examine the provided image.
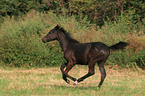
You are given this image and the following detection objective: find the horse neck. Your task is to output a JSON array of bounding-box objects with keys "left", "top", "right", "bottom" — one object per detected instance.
[{"left": 57, "top": 32, "right": 79, "bottom": 52}]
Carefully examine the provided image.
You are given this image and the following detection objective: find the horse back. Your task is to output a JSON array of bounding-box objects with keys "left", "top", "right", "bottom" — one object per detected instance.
[{"left": 64, "top": 42, "right": 109, "bottom": 64}]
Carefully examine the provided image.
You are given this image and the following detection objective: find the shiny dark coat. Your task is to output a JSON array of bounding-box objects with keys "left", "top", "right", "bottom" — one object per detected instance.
[{"left": 42, "top": 25, "right": 129, "bottom": 88}]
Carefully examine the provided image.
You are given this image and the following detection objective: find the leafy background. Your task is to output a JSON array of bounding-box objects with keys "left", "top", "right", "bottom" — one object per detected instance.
[{"left": 0, "top": 0, "right": 144, "bottom": 69}]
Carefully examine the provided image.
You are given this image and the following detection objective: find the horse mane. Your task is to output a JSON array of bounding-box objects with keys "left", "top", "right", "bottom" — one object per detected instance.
[{"left": 55, "top": 25, "right": 80, "bottom": 43}]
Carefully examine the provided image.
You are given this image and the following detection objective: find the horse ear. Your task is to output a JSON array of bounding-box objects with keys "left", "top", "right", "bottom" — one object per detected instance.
[{"left": 56, "top": 24, "right": 60, "bottom": 29}]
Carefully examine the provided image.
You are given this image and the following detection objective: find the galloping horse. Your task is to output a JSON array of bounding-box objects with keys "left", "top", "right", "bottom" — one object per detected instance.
[{"left": 42, "top": 25, "right": 128, "bottom": 88}]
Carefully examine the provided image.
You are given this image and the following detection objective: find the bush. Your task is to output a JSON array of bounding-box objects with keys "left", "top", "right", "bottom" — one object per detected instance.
[
  {"left": 0, "top": 11, "right": 144, "bottom": 69},
  {"left": 94, "top": 12, "right": 145, "bottom": 69},
  {"left": 107, "top": 50, "right": 145, "bottom": 69},
  {"left": 0, "top": 0, "right": 144, "bottom": 27},
  {"left": 0, "top": 12, "right": 64, "bottom": 67}
]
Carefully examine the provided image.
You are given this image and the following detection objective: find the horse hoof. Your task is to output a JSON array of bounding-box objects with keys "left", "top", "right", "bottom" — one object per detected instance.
[{"left": 66, "top": 80, "right": 70, "bottom": 84}]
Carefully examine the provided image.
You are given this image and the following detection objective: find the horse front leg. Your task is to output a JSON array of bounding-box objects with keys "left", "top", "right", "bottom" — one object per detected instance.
[
  {"left": 60, "top": 63, "right": 69, "bottom": 83},
  {"left": 60, "top": 62, "right": 77, "bottom": 84}
]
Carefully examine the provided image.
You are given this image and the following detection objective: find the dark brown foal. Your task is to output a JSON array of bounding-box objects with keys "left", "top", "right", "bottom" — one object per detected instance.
[{"left": 42, "top": 25, "right": 129, "bottom": 88}]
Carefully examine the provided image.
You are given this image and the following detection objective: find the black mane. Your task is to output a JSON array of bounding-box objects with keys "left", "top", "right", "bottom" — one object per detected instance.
[{"left": 55, "top": 25, "right": 80, "bottom": 43}]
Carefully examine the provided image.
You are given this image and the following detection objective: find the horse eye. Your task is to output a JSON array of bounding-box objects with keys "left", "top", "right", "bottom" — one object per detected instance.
[{"left": 49, "top": 32, "right": 52, "bottom": 35}]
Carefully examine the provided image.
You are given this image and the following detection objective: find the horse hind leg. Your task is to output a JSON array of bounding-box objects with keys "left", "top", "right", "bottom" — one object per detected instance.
[
  {"left": 76, "top": 55, "right": 105, "bottom": 84},
  {"left": 77, "top": 62, "right": 95, "bottom": 83},
  {"left": 97, "top": 59, "right": 107, "bottom": 88}
]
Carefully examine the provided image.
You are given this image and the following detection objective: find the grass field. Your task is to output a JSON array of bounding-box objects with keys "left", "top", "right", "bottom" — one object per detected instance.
[{"left": 0, "top": 66, "right": 144, "bottom": 96}]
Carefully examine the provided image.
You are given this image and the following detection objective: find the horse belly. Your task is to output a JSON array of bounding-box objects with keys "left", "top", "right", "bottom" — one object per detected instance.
[{"left": 74, "top": 51, "right": 88, "bottom": 65}]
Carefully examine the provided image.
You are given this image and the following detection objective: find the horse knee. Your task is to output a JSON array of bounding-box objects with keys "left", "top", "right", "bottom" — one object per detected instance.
[
  {"left": 64, "top": 71, "right": 68, "bottom": 75},
  {"left": 60, "top": 64, "right": 65, "bottom": 70}
]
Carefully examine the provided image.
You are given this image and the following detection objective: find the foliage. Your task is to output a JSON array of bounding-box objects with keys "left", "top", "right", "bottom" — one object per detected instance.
[
  {"left": 0, "top": 11, "right": 144, "bottom": 69},
  {"left": 0, "top": 0, "right": 144, "bottom": 27},
  {"left": 0, "top": 0, "right": 40, "bottom": 16},
  {"left": 0, "top": 12, "right": 64, "bottom": 67},
  {"left": 94, "top": 12, "right": 145, "bottom": 69},
  {"left": 0, "top": 0, "right": 145, "bottom": 70}
]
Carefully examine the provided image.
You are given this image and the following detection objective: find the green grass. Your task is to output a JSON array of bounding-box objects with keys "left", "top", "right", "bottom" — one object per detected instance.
[{"left": 0, "top": 66, "right": 144, "bottom": 96}]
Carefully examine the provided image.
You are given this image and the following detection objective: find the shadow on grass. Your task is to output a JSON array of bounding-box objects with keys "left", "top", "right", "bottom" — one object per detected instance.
[{"left": 37, "top": 83, "right": 100, "bottom": 91}]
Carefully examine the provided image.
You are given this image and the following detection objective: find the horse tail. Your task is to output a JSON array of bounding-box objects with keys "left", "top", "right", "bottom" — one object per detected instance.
[{"left": 109, "top": 41, "right": 129, "bottom": 50}]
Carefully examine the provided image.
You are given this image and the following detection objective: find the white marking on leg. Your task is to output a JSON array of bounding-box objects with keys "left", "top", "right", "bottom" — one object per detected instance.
[{"left": 74, "top": 78, "right": 78, "bottom": 85}]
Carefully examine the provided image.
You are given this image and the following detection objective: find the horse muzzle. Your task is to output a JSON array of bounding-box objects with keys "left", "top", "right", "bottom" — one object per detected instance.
[{"left": 42, "top": 38, "right": 47, "bottom": 43}]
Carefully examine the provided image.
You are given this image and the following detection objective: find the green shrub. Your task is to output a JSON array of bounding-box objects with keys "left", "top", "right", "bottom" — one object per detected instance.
[
  {"left": 94, "top": 12, "right": 145, "bottom": 69},
  {"left": 0, "top": 12, "right": 65, "bottom": 67},
  {"left": 107, "top": 50, "right": 145, "bottom": 69},
  {"left": 0, "top": 11, "right": 144, "bottom": 69}
]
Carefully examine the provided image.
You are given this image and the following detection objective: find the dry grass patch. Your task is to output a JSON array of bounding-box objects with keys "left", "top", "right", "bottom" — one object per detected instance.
[{"left": 0, "top": 66, "right": 145, "bottom": 95}]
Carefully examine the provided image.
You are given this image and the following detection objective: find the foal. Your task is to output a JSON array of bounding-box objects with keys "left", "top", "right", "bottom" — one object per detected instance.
[{"left": 42, "top": 25, "right": 128, "bottom": 88}]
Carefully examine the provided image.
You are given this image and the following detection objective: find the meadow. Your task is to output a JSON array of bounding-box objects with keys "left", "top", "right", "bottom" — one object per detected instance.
[
  {"left": 0, "top": 66, "right": 144, "bottom": 96},
  {"left": 0, "top": 9, "right": 144, "bottom": 95}
]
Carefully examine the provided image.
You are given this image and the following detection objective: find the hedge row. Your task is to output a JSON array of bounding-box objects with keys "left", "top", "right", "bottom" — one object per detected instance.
[
  {"left": 0, "top": 11, "right": 144, "bottom": 69},
  {"left": 0, "top": 0, "right": 145, "bottom": 26}
]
